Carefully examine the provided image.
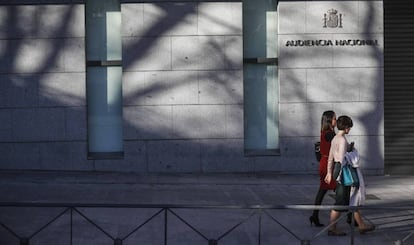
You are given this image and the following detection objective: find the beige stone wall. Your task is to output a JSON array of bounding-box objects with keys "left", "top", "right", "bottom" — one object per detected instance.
[{"left": 278, "top": 1, "right": 384, "bottom": 174}]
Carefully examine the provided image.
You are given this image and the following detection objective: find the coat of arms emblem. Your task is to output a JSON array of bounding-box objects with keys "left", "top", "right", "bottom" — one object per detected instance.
[{"left": 323, "top": 9, "right": 343, "bottom": 28}]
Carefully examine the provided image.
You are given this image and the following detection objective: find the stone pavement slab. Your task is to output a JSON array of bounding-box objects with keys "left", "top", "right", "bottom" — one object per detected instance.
[{"left": 0, "top": 171, "right": 413, "bottom": 245}]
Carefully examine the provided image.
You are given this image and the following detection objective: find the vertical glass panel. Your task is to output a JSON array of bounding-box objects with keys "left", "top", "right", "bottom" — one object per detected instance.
[
  {"left": 85, "top": 0, "right": 123, "bottom": 157},
  {"left": 266, "top": 66, "right": 279, "bottom": 149},
  {"left": 266, "top": 10, "right": 279, "bottom": 149},
  {"left": 244, "top": 65, "right": 279, "bottom": 150},
  {"left": 243, "top": 0, "right": 279, "bottom": 153},
  {"left": 106, "top": 11, "right": 122, "bottom": 60},
  {"left": 243, "top": 2, "right": 266, "bottom": 58},
  {"left": 87, "top": 67, "right": 123, "bottom": 153},
  {"left": 266, "top": 11, "right": 278, "bottom": 58},
  {"left": 244, "top": 64, "right": 269, "bottom": 149},
  {"left": 85, "top": 0, "right": 121, "bottom": 61}
]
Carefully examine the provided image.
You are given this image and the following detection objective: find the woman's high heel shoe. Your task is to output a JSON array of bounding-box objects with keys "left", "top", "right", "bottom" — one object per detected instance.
[
  {"left": 328, "top": 229, "right": 347, "bottom": 236},
  {"left": 309, "top": 216, "right": 324, "bottom": 227}
]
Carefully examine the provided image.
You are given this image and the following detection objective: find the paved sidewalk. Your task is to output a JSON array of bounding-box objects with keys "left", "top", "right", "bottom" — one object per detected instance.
[{"left": 0, "top": 171, "right": 413, "bottom": 245}]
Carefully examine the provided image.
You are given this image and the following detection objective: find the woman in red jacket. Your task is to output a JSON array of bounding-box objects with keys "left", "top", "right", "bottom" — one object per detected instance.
[{"left": 309, "top": 110, "right": 337, "bottom": 227}]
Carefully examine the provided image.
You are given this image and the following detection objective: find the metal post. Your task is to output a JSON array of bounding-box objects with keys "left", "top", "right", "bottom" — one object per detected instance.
[
  {"left": 114, "top": 238, "right": 122, "bottom": 245},
  {"left": 70, "top": 208, "right": 73, "bottom": 245},
  {"left": 208, "top": 239, "right": 218, "bottom": 245},
  {"left": 164, "top": 209, "right": 168, "bottom": 245},
  {"left": 258, "top": 210, "right": 262, "bottom": 245},
  {"left": 20, "top": 238, "right": 29, "bottom": 245}
]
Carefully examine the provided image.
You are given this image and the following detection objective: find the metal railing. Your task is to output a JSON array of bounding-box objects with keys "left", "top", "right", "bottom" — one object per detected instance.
[{"left": 0, "top": 203, "right": 413, "bottom": 245}]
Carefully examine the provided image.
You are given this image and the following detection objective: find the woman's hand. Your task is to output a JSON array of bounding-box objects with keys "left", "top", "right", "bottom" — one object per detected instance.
[{"left": 325, "top": 173, "right": 332, "bottom": 184}]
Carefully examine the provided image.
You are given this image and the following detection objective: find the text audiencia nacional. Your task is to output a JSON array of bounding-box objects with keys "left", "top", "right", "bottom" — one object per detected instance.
[{"left": 285, "top": 39, "right": 379, "bottom": 47}]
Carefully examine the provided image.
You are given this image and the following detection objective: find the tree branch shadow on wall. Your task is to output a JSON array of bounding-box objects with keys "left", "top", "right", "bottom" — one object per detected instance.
[
  {"left": 279, "top": 1, "right": 384, "bottom": 174},
  {"left": 0, "top": 3, "right": 249, "bottom": 173},
  {"left": 0, "top": 2, "right": 385, "bottom": 174}
]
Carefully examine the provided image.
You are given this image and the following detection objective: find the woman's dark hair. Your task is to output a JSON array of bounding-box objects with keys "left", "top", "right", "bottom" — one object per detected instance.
[
  {"left": 321, "top": 110, "right": 336, "bottom": 131},
  {"left": 336, "top": 115, "right": 353, "bottom": 130}
]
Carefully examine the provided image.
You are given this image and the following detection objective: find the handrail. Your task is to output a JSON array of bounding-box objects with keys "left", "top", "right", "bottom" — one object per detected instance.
[
  {"left": 2, "top": 202, "right": 413, "bottom": 210},
  {"left": 0, "top": 202, "right": 413, "bottom": 245},
  {"left": 1, "top": 202, "right": 413, "bottom": 210}
]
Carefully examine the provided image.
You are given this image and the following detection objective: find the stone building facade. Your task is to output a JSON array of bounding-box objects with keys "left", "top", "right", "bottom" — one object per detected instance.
[{"left": 0, "top": 0, "right": 384, "bottom": 174}]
